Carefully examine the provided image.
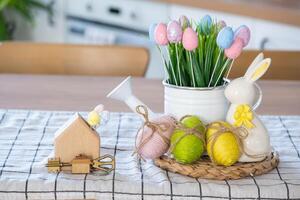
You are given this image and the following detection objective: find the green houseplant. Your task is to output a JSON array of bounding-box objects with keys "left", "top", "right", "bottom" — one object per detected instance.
[{"left": 0, "top": 0, "right": 52, "bottom": 40}]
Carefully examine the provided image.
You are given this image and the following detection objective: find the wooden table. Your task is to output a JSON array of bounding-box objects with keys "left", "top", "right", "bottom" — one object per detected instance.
[{"left": 0, "top": 74, "right": 299, "bottom": 115}]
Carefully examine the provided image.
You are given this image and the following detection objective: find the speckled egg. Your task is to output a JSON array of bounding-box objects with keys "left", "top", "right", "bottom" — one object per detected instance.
[{"left": 167, "top": 20, "right": 183, "bottom": 43}]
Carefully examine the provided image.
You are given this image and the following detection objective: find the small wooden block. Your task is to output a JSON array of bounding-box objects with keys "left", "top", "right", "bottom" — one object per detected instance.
[
  {"left": 47, "top": 158, "right": 61, "bottom": 173},
  {"left": 71, "top": 155, "right": 91, "bottom": 174}
]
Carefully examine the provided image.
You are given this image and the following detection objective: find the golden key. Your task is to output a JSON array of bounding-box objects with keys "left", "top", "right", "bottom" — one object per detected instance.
[{"left": 92, "top": 154, "right": 115, "bottom": 173}]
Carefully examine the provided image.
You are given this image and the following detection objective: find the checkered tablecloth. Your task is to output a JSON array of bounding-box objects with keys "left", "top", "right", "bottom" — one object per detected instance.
[{"left": 0, "top": 109, "right": 299, "bottom": 200}]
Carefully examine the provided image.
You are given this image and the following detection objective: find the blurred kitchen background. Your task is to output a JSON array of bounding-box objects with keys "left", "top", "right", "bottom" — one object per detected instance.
[{"left": 2, "top": 0, "right": 300, "bottom": 78}]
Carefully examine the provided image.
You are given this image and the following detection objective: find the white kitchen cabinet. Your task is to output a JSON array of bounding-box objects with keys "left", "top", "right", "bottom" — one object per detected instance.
[
  {"left": 66, "top": 0, "right": 169, "bottom": 32},
  {"left": 253, "top": 20, "right": 300, "bottom": 50},
  {"left": 169, "top": 4, "right": 300, "bottom": 50}
]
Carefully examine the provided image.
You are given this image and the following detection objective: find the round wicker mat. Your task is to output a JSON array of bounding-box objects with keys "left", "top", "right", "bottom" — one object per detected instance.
[{"left": 154, "top": 152, "right": 279, "bottom": 180}]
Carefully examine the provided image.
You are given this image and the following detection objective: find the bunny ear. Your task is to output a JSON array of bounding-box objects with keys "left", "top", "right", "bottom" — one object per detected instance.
[
  {"left": 245, "top": 58, "right": 271, "bottom": 82},
  {"left": 244, "top": 53, "right": 264, "bottom": 78}
]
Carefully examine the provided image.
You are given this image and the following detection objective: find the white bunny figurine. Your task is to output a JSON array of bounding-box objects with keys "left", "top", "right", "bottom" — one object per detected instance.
[{"left": 225, "top": 53, "right": 272, "bottom": 162}]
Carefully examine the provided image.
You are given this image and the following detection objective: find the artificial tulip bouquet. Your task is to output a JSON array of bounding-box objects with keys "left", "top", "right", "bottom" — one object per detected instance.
[
  {"left": 130, "top": 15, "right": 279, "bottom": 180},
  {"left": 150, "top": 15, "right": 249, "bottom": 88}
]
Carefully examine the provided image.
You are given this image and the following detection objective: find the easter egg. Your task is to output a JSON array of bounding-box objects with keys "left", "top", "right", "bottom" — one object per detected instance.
[
  {"left": 200, "top": 15, "right": 212, "bottom": 34},
  {"left": 171, "top": 130, "right": 204, "bottom": 164},
  {"left": 167, "top": 20, "right": 183, "bottom": 43},
  {"left": 171, "top": 116, "right": 205, "bottom": 164},
  {"left": 217, "top": 27, "right": 234, "bottom": 49},
  {"left": 179, "top": 15, "right": 190, "bottom": 30},
  {"left": 182, "top": 27, "right": 198, "bottom": 51},
  {"left": 181, "top": 115, "right": 205, "bottom": 133},
  {"left": 154, "top": 23, "right": 169, "bottom": 45},
  {"left": 148, "top": 23, "right": 157, "bottom": 42},
  {"left": 234, "top": 25, "right": 250, "bottom": 47},
  {"left": 225, "top": 37, "right": 243, "bottom": 59},
  {"left": 206, "top": 121, "right": 241, "bottom": 166},
  {"left": 136, "top": 115, "right": 174, "bottom": 160},
  {"left": 217, "top": 20, "right": 226, "bottom": 30},
  {"left": 87, "top": 111, "right": 101, "bottom": 127}
]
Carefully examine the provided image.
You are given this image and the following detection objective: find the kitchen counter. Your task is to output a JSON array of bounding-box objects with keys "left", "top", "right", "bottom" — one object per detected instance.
[{"left": 157, "top": 0, "right": 300, "bottom": 27}]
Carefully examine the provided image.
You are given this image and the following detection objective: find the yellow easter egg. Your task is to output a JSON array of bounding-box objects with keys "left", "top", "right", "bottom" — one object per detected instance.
[
  {"left": 206, "top": 121, "right": 240, "bottom": 166},
  {"left": 87, "top": 111, "right": 101, "bottom": 127}
]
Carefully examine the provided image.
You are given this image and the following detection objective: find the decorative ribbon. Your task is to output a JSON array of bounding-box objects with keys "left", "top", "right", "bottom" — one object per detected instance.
[
  {"left": 206, "top": 121, "right": 268, "bottom": 164},
  {"left": 132, "top": 105, "right": 172, "bottom": 160},
  {"left": 168, "top": 115, "right": 206, "bottom": 154},
  {"left": 234, "top": 104, "right": 255, "bottom": 129}
]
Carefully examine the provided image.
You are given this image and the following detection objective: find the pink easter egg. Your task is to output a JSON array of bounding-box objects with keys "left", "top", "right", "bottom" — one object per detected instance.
[
  {"left": 225, "top": 37, "right": 244, "bottom": 59},
  {"left": 234, "top": 25, "right": 250, "bottom": 47},
  {"left": 154, "top": 23, "right": 169, "bottom": 46},
  {"left": 182, "top": 27, "right": 198, "bottom": 51},
  {"left": 135, "top": 115, "right": 175, "bottom": 160},
  {"left": 167, "top": 20, "right": 183, "bottom": 43}
]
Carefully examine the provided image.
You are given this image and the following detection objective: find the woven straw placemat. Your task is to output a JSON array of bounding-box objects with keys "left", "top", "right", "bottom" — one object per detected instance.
[{"left": 154, "top": 152, "right": 279, "bottom": 180}]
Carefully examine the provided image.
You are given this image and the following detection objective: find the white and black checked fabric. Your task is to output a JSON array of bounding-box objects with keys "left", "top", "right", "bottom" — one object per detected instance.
[{"left": 0, "top": 109, "right": 299, "bottom": 200}]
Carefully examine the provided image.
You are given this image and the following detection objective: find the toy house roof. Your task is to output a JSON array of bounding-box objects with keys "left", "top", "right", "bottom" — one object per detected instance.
[{"left": 54, "top": 113, "right": 98, "bottom": 139}]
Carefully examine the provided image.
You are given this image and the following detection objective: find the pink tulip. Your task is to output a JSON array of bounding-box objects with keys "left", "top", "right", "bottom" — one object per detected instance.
[
  {"left": 167, "top": 20, "right": 183, "bottom": 43},
  {"left": 225, "top": 37, "right": 243, "bottom": 59},
  {"left": 154, "top": 23, "right": 169, "bottom": 45},
  {"left": 182, "top": 27, "right": 198, "bottom": 51}
]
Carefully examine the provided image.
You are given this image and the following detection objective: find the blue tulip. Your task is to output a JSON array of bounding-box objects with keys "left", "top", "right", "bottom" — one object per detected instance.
[
  {"left": 217, "top": 27, "right": 234, "bottom": 49},
  {"left": 200, "top": 15, "right": 212, "bottom": 34},
  {"left": 148, "top": 23, "right": 157, "bottom": 42}
]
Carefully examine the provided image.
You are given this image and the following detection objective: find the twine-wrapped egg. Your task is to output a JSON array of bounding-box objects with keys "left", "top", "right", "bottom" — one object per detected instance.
[
  {"left": 170, "top": 116, "right": 205, "bottom": 164},
  {"left": 206, "top": 121, "right": 241, "bottom": 166},
  {"left": 134, "top": 106, "right": 175, "bottom": 160}
]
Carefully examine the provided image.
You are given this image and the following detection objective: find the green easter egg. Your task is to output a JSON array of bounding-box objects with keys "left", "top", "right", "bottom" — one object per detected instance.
[
  {"left": 171, "top": 129, "right": 204, "bottom": 164},
  {"left": 181, "top": 115, "right": 205, "bottom": 133}
]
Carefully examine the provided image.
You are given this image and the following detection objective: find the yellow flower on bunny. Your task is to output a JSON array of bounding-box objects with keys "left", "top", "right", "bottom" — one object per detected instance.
[{"left": 234, "top": 104, "right": 255, "bottom": 129}]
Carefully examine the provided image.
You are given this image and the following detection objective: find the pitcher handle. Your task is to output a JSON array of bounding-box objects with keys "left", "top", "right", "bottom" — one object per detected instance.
[{"left": 253, "top": 82, "right": 262, "bottom": 111}]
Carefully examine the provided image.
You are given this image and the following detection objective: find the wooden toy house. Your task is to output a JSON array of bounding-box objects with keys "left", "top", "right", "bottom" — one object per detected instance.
[{"left": 54, "top": 113, "right": 100, "bottom": 170}]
